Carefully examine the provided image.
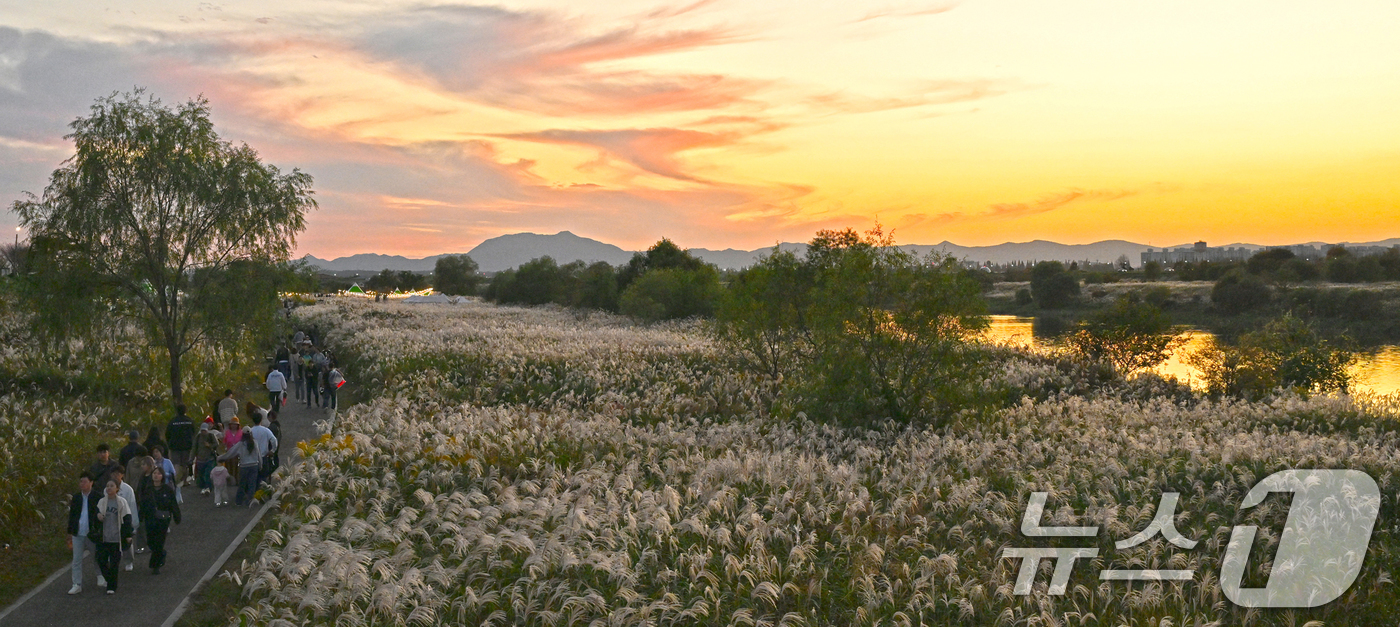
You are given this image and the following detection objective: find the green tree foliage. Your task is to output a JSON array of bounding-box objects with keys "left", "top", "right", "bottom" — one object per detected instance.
[
  {"left": 433, "top": 255, "right": 481, "bottom": 295},
  {"left": 572, "top": 261, "right": 620, "bottom": 311},
  {"left": 396, "top": 270, "right": 427, "bottom": 291},
  {"left": 1381, "top": 248, "right": 1400, "bottom": 280},
  {"left": 617, "top": 238, "right": 705, "bottom": 291},
  {"left": 1189, "top": 314, "right": 1354, "bottom": 400},
  {"left": 1064, "top": 295, "right": 1182, "bottom": 374},
  {"left": 1325, "top": 247, "right": 1384, "bottom": 283},
  {"left": 281, "top": 259, "right": 323, "bottom": 294},
  {"left": 1030, "top": 261, "right": 1079, "bottom": 309},
  {"left": 1277, "top": 257, "right": 1321, "bottom": 283},
  {"left": 619, "top": 266, "right": 721, "bottom": 322},
  {"left": 12, "top": 90, "right": 314, "bottom": 405},
  {"left": 1142, "top": 260, "right": 1162, "bottom": 281},
  {"left": 366, "top": 269, "right": 397, "bottom": 293},
  {"left": 1245, "top": 248, "right": 1295, "bottom": 277},
  {"left": 714, "top": 227, "right": 989, "bottom": 426},
  {"left": 1211, "top": 270, "right": 1272, "bottom": 314},
  {"left": 607, "top": 240, "right": 720, "bottom": 321},
  {"left": 510, "top": 256, "right": 567, "bottom": 305},
  {"left": 1014, "top": 288, "right": 1033, "bottom": 307},
  {"left": 712, "top": 250, "right": 810, "bottom": 379},
  {"left": 485, "top": 257, "right": 624, "bottom": 312}
]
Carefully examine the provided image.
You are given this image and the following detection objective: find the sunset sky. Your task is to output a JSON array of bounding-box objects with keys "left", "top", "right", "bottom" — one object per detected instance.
[{"left": 1, "top": 1, "right": 1397, "bottom": 258}]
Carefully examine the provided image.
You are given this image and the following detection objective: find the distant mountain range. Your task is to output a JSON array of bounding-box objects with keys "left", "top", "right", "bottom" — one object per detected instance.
[{"left": 301, "top": 233, "right": 1400, "bottom": 273}]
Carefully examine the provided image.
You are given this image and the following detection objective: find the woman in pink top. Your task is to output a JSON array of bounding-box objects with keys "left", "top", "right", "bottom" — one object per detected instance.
[{"left": 221, "top": 417, "right": 244, "bottom": 484}]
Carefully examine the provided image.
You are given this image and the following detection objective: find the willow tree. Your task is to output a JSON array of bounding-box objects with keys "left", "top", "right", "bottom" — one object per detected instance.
[{"left": 13, "top": 90, "right": 315, "bottom": 405}]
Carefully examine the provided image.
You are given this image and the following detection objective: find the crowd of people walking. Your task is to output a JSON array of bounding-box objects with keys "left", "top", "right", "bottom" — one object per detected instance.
[{"left": 64, "top": 331, "right": 342, "bottom": 596}]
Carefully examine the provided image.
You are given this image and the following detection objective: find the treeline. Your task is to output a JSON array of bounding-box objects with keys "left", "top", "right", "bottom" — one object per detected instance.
[
  {"left": 482, "top": 239, "right": 719, "bottom": 321},
  {"left": 1153, "top": 246, "right": 1400, "bottom": 283},
  {"left": 984, "top": 246, "right": 1400, "bottom": 286}
]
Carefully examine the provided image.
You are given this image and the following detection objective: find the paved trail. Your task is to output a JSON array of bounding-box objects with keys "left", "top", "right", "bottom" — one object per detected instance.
[{"left": 0, "top": 390, "right": 331, "bottom": 627}]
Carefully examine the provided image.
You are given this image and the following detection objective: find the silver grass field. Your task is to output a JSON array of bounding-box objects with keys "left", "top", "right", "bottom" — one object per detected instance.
[{"left": 227, "top": 300, "right": 1400, "bottom": 626}]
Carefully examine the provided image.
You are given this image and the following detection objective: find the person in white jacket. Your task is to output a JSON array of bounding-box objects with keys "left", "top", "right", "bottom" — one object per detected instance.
[
  {"left": 109, "top": 466, "right": 139, "bottom": 572},
  {"left": 94, "top": 481, "right": 132, "bottom": 594},
  {"left": 264, "top": 366, "right": 287, "bottom": 409},
  {"left": 249, "top": 412, "right": 279, "bottom": 490}
]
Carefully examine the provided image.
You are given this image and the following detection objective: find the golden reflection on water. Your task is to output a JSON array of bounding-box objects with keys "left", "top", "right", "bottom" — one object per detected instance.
[{"left": 981, "top": 315, "right": 1400, "bottom": 396}]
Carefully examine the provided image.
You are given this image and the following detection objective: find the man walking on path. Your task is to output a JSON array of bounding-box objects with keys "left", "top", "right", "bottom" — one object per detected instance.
[
  {"left": 265, "top": 366, "right": 287, "bottom": 409},
  {"left": 89, "top": 444, "right": 118, "bottom": 492},
  {"left": 66, "top": 473, "right": 100, "bottom": 594},
  {"left": 118, "top": 431, "right": 147, "bottom": 469},
  {"left": 249, "top": 412, "right": 279, "bottom": 490},
  {"left": 325, "top": 366, "right": 344, "bottom": 410},
  {"left": 291, "top": 343, "right": 304, "bottom": 400},
  {"left": 165, "top": 405, "right": 195, "bottom": 486},
  {"left": 303, "top": 349, "right": 321, "bottom": 408},
  {"left": 217, "top": 390, "right": 238, "bottom": 428}
]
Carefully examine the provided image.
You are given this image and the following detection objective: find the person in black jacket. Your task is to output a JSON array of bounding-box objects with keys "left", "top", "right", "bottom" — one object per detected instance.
[
  {"left": 142, "top": 426, "right": 165, "bottom": 459},
  {"left": 88, "top": 444, "right": 118, "bottom": 491},
  {"left": 118, "top": 430, "right": 147, "bottom": 469},
  {"left": 165, "top": 405, "right": 195, "bottom": 486},
  {"left": 66, "top": 472, "right": 101, "bottom": 594},
  {"left": 138, "top": 466, "right": 181, "bottom": 574}
]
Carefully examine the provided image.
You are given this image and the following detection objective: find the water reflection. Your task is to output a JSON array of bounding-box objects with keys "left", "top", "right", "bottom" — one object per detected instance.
[{"left": 981, "top": 315, "right": 1400, "bottom": 396}]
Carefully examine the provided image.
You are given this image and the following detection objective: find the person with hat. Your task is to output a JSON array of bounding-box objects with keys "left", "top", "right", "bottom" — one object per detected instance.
[
  {"left": 118, "top": 430, "right": 147, "bottom": 469},
  {"left": 193, "top": 418, "right": 223, "bottom": 494}
]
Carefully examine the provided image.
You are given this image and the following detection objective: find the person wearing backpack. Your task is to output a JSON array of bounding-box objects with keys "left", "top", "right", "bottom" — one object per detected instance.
[
  {"left": 325, "top": 366, "right": 345, "bottom": 410},
  {"left": 303, "top": 350, "right": 322, "bottom": 408}
]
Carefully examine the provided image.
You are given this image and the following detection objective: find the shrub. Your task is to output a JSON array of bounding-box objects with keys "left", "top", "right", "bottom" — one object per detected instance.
[
  {"left": 1142, "top": 285, "right": 1173, "bottom": 309},
  {"left": 1246, "top": 248, "right": 1295, "bottom": 276},
  {"left": 1211, "top": 270, "right": 1271, "bottom": 314},
  {"left": 1064, "top": 296, "right": 1181, "bottom": 375},
  {"left": 570, "top": 261, "right": 620, "bottom": 312},
  {"left": 1276, "top": 257, "right": 1321, "bottom": 283},
  {"left": 619, "top": 266, "right": 720, "bottom": 322},
  {"left": 1030, "top": 261, "right": 1079, "bottom": 309},
  {"left": 713, "top": 227, "right": 990, "bottom": 426},
  {"left": 1189, "top": 314, "right": 1354, "bottom": 400},
  {"left": 1014, "top": 288, "right": 1033, "bottom": 306}
]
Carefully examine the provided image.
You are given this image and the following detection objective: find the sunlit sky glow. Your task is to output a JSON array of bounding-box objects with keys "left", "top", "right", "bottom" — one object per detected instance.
[{"left": 1, "top": 0, "right": 1397, "bottom": 257}]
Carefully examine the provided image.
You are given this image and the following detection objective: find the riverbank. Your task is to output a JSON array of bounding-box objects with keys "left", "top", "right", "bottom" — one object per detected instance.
[{"left": 986, "top": 280, "right": 1400, "bottom": 344}]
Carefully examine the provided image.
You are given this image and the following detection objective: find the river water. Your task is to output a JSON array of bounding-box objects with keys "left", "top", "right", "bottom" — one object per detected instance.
[{"left": 982, "top": 315, "right": 1400, "bottom": 396}]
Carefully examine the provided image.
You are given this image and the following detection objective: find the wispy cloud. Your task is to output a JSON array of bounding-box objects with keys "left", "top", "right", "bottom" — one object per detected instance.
[
  {"left": 503, "top": 125, "right": 757, "bottom": 183},
  {"left": 348, "top": 5, "right": 757, "bottom": 117},
  {"left": 923, "top": 188, "right": 1139, "bottom": 226},
  {"left": 807, "top": 78, "right": 1021, "bottom": 114},
  {"left": 852, "top": 3, "right": 957, "bottom": 24}
]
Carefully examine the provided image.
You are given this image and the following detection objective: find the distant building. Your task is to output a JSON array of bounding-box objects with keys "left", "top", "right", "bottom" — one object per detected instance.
[{"left": 1140, "top": 241, "right": 1253, "bottom": 266}]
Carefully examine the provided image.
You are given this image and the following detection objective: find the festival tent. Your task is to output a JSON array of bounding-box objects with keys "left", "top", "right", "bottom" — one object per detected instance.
[
  {"left": 403, "top": 294, "right": 455, "bottom": 304},
  {"left": 346, "top": 284, "right": 366, "bottom": 294}
]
